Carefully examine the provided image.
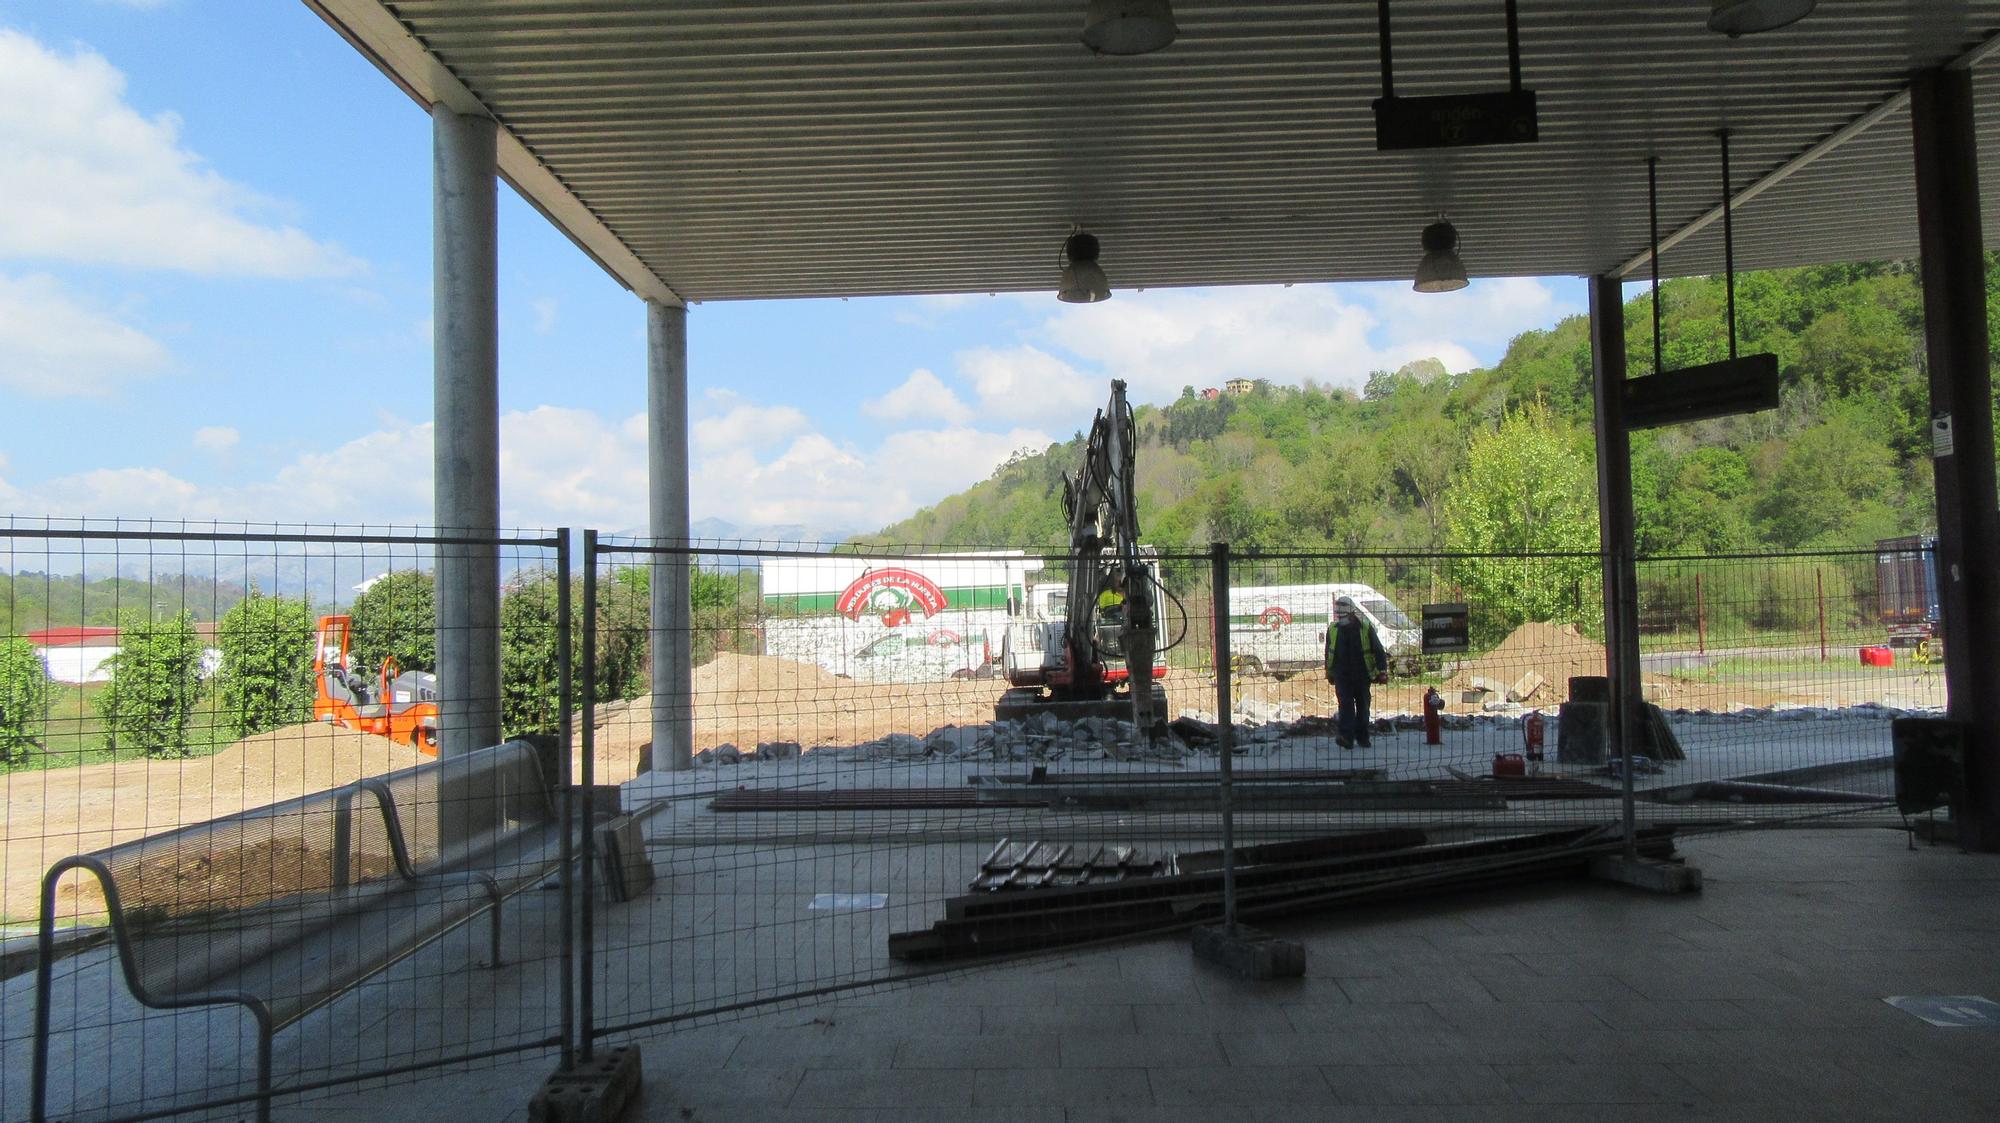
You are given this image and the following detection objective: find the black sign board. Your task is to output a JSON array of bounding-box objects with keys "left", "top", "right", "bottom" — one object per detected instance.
[
  {"left": 1374, "top": 90, "right": 1539, "bottom": 151},
  {"left": 1422, "top": 602, "right": 1471, "bottom": 655},
  {"left": 1622, "top": 352, "right": 1780, "bottom": 431}
]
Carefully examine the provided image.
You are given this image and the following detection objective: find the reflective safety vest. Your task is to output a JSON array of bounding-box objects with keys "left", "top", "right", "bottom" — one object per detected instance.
[{"left": 1324, "top": 616, "right": 1384, "bottom": 681}]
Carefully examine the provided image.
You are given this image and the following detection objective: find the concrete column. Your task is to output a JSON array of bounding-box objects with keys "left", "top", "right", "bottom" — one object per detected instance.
[
  {"left": 1911, "top": 68, "right": 2000, "bottom": 850},
  {"left": 1588, "top": 276, "right": 1642, "bottom": 783},
  {"left": 432, "top": 105, "right": 501, "bottom": 758},
  {"left": 647, "top": 299, "right": 695, "bottom": 771}
]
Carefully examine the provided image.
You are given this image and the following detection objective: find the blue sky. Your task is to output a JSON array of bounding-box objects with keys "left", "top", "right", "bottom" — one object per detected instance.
[{"left": 0, "top": 0, "right": 1586, "bottom": 538}]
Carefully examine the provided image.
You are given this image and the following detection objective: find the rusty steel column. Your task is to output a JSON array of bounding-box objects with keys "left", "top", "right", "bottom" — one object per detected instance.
[
  {"left": 1589, "top": 274, "right": 1642, "bottom": 851},
  {"left": 1911, "top": 67, "right": 2000, "bottom": 851}
]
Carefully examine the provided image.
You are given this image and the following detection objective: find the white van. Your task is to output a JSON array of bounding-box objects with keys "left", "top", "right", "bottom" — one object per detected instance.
[{"left": 1224, "top": 583, "right": 1420, "bottom": 677}]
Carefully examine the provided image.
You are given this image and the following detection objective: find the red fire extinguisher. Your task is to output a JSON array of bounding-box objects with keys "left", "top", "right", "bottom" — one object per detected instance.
[
  {"left": 1423, "top": 687, "right": 1443, "bottom": 745},
  {"left": 1522, "top": 710, "right": 1546, "bottom": 760}
]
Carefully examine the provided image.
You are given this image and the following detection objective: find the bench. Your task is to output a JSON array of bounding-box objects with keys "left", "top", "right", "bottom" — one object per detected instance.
[{"left": 31, "top": 738, "right": 574, "bottom": 1123}]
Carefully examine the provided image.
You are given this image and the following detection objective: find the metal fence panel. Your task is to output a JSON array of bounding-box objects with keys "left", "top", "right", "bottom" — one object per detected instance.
[
  {"left": 0, "top": 520, "right": 571, "bottom": 1123},
  {"left": 581, "top": 537, "right": 1919, "bottom": 1043}
]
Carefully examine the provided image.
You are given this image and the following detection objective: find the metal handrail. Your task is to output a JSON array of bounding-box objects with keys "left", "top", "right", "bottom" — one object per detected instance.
[
  {"left": 30, "top": 743, "right": 563, "bottom": 1123},
  {"left": 34, "top": 855, "right": 275, "bottom": 1123}
]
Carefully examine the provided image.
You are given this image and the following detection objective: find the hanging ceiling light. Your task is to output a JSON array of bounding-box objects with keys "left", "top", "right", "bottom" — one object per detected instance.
[
  {"left": 1081, "top": 0, "right": 1178, "bottom": 56},
  {"left": 1058, "top": 232, "right": 1111, "bottom": 303},
  {"left": 1706, "top": 0, "right": 1816, "bottom": 37},
  {"left": 1412, "top": 219, "right": 1468, "bottom": 293}
]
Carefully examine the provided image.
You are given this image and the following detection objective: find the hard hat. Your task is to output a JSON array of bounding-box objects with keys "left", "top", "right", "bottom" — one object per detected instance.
[{"left": 1335, "top": 595, "right": 1357, "bottom": 613}]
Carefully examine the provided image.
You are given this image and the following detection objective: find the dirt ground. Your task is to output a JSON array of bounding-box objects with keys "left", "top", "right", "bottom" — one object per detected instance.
[
  {"left": 6, "top": 633, "right": 1925, "bottom": 921},
  {"left": 4, "top": 723, "right": 423, "bottom": 923},
  {"left": 579, "top": 652, "right": 1019, "bottom": 785}
]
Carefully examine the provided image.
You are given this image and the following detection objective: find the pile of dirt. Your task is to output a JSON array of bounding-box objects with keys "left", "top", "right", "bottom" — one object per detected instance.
[
  {"left": 1446, "top": 622, "right": 1607, "bottom": 705},
  {"left": 691, "top": 652, "right": 841, "bottom": 695},
  {"left": 573, "top": 661, "right": 1012, "bottom": 785},
  {"left": 196, "top": 723, "right": 427, "bottom": 798},
  {"left": 5, "top": 722, "right": 420, "bottom": 923}
]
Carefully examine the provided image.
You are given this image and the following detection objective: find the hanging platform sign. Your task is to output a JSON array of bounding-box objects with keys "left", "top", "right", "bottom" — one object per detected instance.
[
  {"left": 1374, "top": 90, "right": 1539, "bottom": 150},
  {"left": 1622, "top": 353, "right": 1780, "bottom": 430},
  {"left": 1421, "top": 603, "right": 1471, "bottom": 654}
]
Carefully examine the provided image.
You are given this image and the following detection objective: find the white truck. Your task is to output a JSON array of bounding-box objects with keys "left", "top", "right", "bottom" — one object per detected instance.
[
  {"left": 759, "top": 551, "right": 1045, "bottom": 682},
  {"left": 1224, "top": 582, "right": 1422, "bottom": 678}
]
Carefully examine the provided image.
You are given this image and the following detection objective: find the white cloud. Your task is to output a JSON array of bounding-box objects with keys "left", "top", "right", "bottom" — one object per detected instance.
[
  {"left": 0, "top": 396, "right": 1044, "bottom": 537},
  {"left": 530, "top": 297, "right": 559, "bottom": 334},
  {"left": 192, "top": 425, "right": 238, "bottom": 453},
  {"left": 0, "top": 30, "right": 360, "bottom": 277},
  {"left": 690, "top": 421, "right": 1053, "bottom": 530},
  {"left": 953, "top": 344, "right": 1100, "bottom": 428},
  {"left": 890, "top": 292, "right": 984, "bottom": 327},
  {"left": 861, "top": 368, "right": 972, "bottom": 425},
  {"left": 0, "top": 272, "right": 167, "bottom": 394},
  {"left": 1359, "top": 277, "right": 1577, "bottom": 353},
  {"left": 1031, "top": 279, "right": 1575, "bottom": 403},
  {"left": 692, "top": 390, "right": 811, "bottom": 454}
]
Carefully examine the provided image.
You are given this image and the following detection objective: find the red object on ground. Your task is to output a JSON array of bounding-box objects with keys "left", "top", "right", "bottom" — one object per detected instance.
[
  {"left": 1423, "top": 687, "right": 1443, "bottom": 745},
  {"left": 1859, "top": 645, "right": 1895, "bottom": 667},
  {"left": 1522, "top": 711, "right": 1545, "bottom": 759},
  {"left": 1492, "top": 752, "right": 1527, "bottom": 778}
]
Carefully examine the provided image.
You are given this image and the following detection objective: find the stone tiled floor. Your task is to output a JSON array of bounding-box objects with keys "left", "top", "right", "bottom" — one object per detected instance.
[{"left": 296, "top": 827, "right": 2000, "bottom": 1122}]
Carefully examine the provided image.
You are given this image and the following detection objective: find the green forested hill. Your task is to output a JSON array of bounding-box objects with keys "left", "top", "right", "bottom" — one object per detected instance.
[{"left": 859, "top": 261, "right": 1977, "bottom": 556}]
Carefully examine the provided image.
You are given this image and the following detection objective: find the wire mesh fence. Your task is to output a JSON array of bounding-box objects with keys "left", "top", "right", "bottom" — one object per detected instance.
[
  {"left": 579, "top": 537, "right": 1924, "bottom": 1052},
  {"left": 0, "top": 520, "right": 573, "bottom": 1123},
  {"left": 1, "top": 522, "right": 1937, "bottom": 1119}
]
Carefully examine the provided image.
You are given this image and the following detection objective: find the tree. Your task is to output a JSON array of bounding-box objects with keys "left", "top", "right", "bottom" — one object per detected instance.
[
  {"left": 1384, "top": 409, "right": 1459, "bottom": 551},
  {"left": 1754, "top": 412, "right": 1902, "bottom": 547},
  {"left": 350, "top": 569, "right": 436, "bottom": 674},
  {"left": 500, "top": 572, "right": 563, "bottom": 737},
  {"left": 610, "top": 562, "right": 749, "bottom": 674},
  {"left": 95, "top": 612, "right": 203, "bottom": 759},
  {"left": 215, "top": 591, "right": 317, "bottom": 739},
  {"left": 0, "top": 637, "right": 49, "bottom": 766},
  {"left": 1443, "top": 404, "right": 1601, "bottom": 641}
]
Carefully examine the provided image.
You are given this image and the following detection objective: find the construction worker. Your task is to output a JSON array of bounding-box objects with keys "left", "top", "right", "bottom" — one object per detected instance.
[
  {"left": 1324, "top": 594, "right": 1388, "bottom": 749},
  {"left": 1093, "top": 566, "right": 1127, "bottom": 651},
  {"left": 1098, "top": 565, "right": 1129, "bottom": 616}
]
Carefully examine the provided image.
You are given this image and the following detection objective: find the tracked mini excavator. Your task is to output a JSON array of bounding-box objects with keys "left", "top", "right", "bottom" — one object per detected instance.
[
  {"left": 312, "top": 614, "right": 441, "bottom": 752},
  {"left": 997, "top": 379, "right": 1169, "bottom": 739}
]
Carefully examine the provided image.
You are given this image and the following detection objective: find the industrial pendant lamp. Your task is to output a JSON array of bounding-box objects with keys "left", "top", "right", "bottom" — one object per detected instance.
[
  {"left": 1707, "top": 0, "right": 1815, "bottom": 37},
  {"left": 1058, "top": 231, "right": 1111, "bottom": 303},
  {"left": 1412, "top": 219, "right": 1468, "bottom": 293},
  {"left": 1081, "top": 0, "right": 1178, "bottom": 56}
]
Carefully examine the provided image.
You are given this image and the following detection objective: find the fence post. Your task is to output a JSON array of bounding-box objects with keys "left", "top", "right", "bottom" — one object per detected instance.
[
  {"left": 1616, "top": 553, "right": 1638, "bottom": 861},
  {"left": 580, "top": 530, "right": 598, "bottom": 1060},
  {"left": 1817, "top": 569, "right": 1828, "bottom": 662},
  {"left": 556, "top": 528, "right": 576, "bottom": 1071},
  {"left": 1209, "top": 542, "right": 1237, "bottom": 933},
  {"left": 1695, "top": 573, "right": 1706, "bottom": 655}
]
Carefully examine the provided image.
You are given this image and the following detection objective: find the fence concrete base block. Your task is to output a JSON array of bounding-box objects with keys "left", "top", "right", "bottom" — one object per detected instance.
[
  {"left": 528, "top": 1046, "right": 643, "bottom": 1123},
  {"left": 1191, "top": 923, "right": 1306, "bottom": 979},
  {"left": 1589, "top": 855, "right": 1702, "bottom": 895}
]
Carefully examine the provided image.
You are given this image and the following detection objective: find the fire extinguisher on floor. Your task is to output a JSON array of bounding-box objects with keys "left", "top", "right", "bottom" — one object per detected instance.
[
  {"left": 1523, "top": 709, "right": 1546, "bottom": 762},
  {"left": 1423, "top": 687, "right": 1443, "bottom": 746}
]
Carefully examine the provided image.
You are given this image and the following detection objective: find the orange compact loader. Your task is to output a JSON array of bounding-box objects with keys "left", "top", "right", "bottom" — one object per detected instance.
[{"left": 313, "top": 614, "right": 440, "bottom": 753}]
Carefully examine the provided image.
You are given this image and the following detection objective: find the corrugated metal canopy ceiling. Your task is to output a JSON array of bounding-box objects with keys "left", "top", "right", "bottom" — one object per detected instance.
[{"left": 318, "top": 1, "right": 2000, "bottom": 302}]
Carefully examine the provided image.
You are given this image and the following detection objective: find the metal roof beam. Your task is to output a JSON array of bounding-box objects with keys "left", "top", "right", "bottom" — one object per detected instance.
[
  {"left": 304, "top": 0, "right": 684, "bottom": 307},
  {"left": 1613, "top": 30, "right": 2000, "bottom": 280}
]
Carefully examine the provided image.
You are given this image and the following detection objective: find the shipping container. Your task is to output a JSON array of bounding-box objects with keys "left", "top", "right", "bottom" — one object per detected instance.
[{"left": 1875, "top": 534, "right": 1941, "bottom": 659}]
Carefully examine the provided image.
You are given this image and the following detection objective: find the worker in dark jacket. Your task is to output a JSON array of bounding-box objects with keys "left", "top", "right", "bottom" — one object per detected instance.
[{"left": 1324, "top": 594, "right": 1388, "bottom": 749}]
